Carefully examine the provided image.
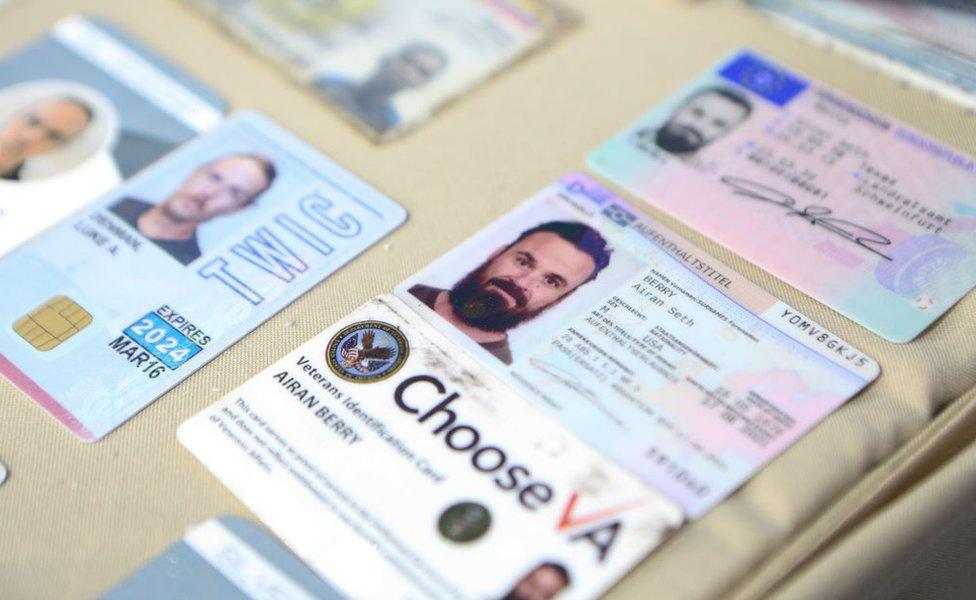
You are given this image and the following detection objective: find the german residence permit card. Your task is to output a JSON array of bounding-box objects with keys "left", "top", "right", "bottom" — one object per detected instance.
[
  {"left": 179, "top": 295, "right": 682, "bottom": 599},
  {"left": 588, "top": 49, "right": 976, "bottom": 343},
  {"left": 0, "top": 110, "right": 406, "bottom": 441},
  {"left": 0, "top": 15, "right": 226, "bottom": 256},
  {"left": 189, "top": 0, "right": 565, "bottom": 142},
  {"left": 395, "top": 173, "right": 879, "bottom": 518},
  {"left": 101, "top": 517, "right": 344, "bottom": 599}
]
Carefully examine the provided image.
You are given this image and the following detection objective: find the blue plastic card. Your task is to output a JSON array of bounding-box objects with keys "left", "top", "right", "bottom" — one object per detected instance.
[
  {"left": 0, "top": 110, "right": 406, "bottom": 440},
  {"left": 101, "top": 517, "right": 343, "bottom": 599}
]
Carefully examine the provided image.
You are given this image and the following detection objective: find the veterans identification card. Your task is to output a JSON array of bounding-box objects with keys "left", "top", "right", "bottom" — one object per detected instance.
[
  {"left": 0, "top": 15, "right": 226, "bottom": 255},
  {"left": 101, "top": 517, "right": 343, "bottom": 600},
  {"left": 0, "top": 111, "right": 405, "bottom": 440},
  {"left": 588, "top": 49, "right": 976, "bottom": 343},
  {"left": 179, "top": 296, "right": 682, "bottom": 599},
  {"left": 189, "top": 0, "right": 565, "bottom": 141},
  {"left": 396, "top": 174, "right": 878, "bottom": 518}
]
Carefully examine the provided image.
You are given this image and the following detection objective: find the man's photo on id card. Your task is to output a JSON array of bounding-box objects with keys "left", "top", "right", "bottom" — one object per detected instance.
[
  {"left": 407, "top": 200, "right": 640, "bottom": 366},
  {"left": 109, "top": 152, "right": 277, "bottom": 266}
]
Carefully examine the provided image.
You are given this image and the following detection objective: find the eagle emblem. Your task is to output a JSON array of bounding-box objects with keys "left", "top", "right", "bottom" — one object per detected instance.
[
  {"left": 327, "top": 320, "right": 409, "bottom": 382},
  {"left": 340, "top": 330, "right": 395, "bottom": 373}
]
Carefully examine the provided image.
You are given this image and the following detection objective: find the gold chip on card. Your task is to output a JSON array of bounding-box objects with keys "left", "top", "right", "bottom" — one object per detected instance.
[{"left": 13, "top": 296, "right": 93, "bottom": 351}]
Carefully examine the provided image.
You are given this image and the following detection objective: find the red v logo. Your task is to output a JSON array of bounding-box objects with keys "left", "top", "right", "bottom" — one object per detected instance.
[{"left": 557, "top": 491, "right": 645, "bottom": 532}]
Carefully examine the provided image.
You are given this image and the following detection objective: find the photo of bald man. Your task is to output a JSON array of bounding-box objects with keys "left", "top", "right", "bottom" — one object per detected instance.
[
  {"left": 110, "top": 153, "right": 277, "bottom": 265},
  {"left": 0, "top": 96, "right": 93, "bottom": 181}
]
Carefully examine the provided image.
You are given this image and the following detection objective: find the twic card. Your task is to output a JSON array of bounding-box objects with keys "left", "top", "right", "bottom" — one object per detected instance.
[
  {"left": 189, "top": 0, "right": 565, "bottom": 141},
  {"left": 179, "top": 296, "right": 682, "bottom": 599},
  {"left": 0, "top": 111, "right": 406, "bottom": 441},
  {"left": 588, "top": 49, "right": 976, "bottom": 343},
  {"left": 396, "top": 174, "right": 878, "bottom": 518},
  {"left": 0, "top": 15, "right": 226, "bottom": 256}
]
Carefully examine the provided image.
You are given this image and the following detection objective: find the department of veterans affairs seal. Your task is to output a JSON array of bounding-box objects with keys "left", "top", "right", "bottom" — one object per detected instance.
[{"left": 327, "top": 320, "right": 408, "bottom": 383}]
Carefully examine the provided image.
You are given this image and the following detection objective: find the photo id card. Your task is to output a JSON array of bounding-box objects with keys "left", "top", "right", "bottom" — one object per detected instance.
[
  {"left": 0, "top": 15, "right": 226, "bottom": 256},
  {"left": 588, "top": 49, "right": 976, "bottom": 343},
  {"left": 179, "top": 296, "right": 682, "bottom": 599},
  {"left": 189, "top": 0, "right": 566, "bottom": 141},
  {"left": 396, "top": 173, "right": 879, "bottom": 518},
  {"left": 0, "top": 111, "right": 406, "bottom": 440},
  {"left": 101, "top": 517, "right": 344, "bottom": 600}
]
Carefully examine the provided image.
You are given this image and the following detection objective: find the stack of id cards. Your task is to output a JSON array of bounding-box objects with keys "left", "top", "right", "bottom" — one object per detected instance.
[
  {"left": 188, "top": 0, "right": 568, "bottom": 141},
  {"left": 0, "top": 15, "right": 226, "bottom": 256},
  {"left": 0, "top": 111, "right": 406, "bottom": 441},
  {"left": 179, "top": 173, "right": 878, "bottom": 597}
]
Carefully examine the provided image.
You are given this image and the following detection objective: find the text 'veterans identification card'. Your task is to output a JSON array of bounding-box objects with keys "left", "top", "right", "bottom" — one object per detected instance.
[
  {"left": 0, "top": 111, "right": 405, "bottom": 441},
  {"left": 179, "top": 296, "right": 682, "bottom": 599},
  {"left": 0, "top": 15, "right": 226, "bottom": 255},
  {"left": 589, "top": 49, "right": 976, "bottom": 343},
  {"left": 397, "top": 174, "right": 878, "bottom": 518}
]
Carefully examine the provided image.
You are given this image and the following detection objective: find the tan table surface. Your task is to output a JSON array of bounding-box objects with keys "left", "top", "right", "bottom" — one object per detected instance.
[{"left": 2, "top": 1, "right": 976, "bottom": 599}]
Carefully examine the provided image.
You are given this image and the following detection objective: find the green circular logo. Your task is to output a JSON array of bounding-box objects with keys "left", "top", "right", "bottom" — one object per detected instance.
[{"left": 437, "top": 501, "right": 491, "bottom": 543}]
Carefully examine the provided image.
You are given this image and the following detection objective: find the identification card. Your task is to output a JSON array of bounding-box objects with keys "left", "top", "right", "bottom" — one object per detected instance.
[
  {"left": 179, "top": 296, "right": 682, "bottom": 599},
  {"left": 748, "top": 0, "right": 976, "bottom": 107},
  {"left": 101, "top": 517, "right": 344, "bottom": 599},
  {"left": 0, "top": 111, "right": 405, "bottom": 440},
  {"left": 189, "top": 0, "right": 565, "bottom": 141},
  {"left": 0, "top": 15, "right": 226, "bottom": 255},
  {"left": 588, "top": 49, "right": 976, "bottom": 343},
  {"left": 396, "top": 173, "right": 879, "bottom": 518}
]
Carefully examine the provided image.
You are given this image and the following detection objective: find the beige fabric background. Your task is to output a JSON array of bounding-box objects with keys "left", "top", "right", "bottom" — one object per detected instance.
[
  {"left": 773, "top": 388, "right": 976, "bottom": 600},
  {"left": 1, "top": 1, "right": 975, "bottom": 598}
]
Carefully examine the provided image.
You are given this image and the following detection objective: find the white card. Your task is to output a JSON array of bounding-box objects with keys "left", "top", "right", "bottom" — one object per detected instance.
[{"left": 179, "top": 295, "right": 682, "bottom": 599}]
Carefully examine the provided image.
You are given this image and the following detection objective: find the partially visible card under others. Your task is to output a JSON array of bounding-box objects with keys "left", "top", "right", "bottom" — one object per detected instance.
[
  {"left": 396, "top": 173, "right": 878, "bottom": 518},
  {"left": 101, "top": 517, "right": 343, "bottom": 600},
  {"left": 588, "top": 49, "right": 976, "bottom": 343},
  {"left": 0, "top": 15, "right": 226, "bottom": 256},
  {"left": 0, "top": 111, "right": 406, "bottom": 440},
  {"left": 179, "top": 296, "right": 683, "bottom": 599},
  {"left": 189, "top": 0, "right": 566, "bottom": 142},
  {"left": 748, "top": 0, "right": 976, "bottom": 109}
]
